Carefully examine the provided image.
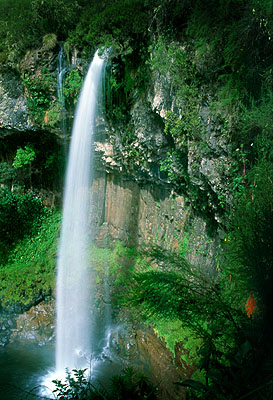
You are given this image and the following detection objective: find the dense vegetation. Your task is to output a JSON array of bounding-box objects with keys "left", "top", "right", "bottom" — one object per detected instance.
[
  {"left": 52, "top": 367, "right": 158, "bottom": 400},
  {"left": 0, "top": 0, "right": 272, "bottom": 399}
]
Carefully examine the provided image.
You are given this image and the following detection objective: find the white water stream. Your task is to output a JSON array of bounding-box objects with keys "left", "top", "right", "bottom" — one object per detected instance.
[
  {"left": 55, "top": 51, "right": 106, "bottom": 373},
  {"left": 57, "top": 45, "right": 67, "bottom": 139},
  {"left": 57, "top": 46, "right": 66, "bottom": 106}
]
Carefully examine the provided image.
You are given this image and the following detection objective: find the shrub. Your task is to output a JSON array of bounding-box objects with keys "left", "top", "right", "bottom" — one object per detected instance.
[
  {"left": 52, "top": 367, "right": 158, "bottom": 400},
  {"left": 42, "top": 33, "right": 57, "bottom": 50},
  {"left": 12, "top": 146, "right": 36, "bottom": 169},
  {"left": 0, "top": 187, "right": 46, "bottom": 257}
]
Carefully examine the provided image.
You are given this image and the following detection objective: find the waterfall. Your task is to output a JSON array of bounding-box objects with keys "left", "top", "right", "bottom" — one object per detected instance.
[
  {"left": 57, "top": 45, "right": 67, "bottom": 143},
  {"left": 57, "top": 46, "right": 66, "bottom": 107},
  {"left": 55, "top": 50, "right": 106, "bottom": 373}
]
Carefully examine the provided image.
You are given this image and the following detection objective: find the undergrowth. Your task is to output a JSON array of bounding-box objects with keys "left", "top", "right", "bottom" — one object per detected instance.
[
  {"left": 52, "top": 366, "right": 158, "bottom": 400},
  {"left": 0, "top": 210, "right": 61, "bottom": 306}
]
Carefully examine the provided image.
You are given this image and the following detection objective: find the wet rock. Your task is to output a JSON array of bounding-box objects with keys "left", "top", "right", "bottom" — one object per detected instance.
[
  {"left": 110, "top": 323, "right": 196, "bottom": 400},
  {"left": 0, "top": 311, "right": 16, "bottom": 347},
  {"left": 10, "top": 300, "right": 55, "bottom": 346},
  {"left": 134, "top": 328, "right": 193, "bottom": 400}
]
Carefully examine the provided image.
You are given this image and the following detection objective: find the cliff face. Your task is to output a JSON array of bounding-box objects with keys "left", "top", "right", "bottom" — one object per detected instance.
[
  {"left": 0, "top": 70, "right": 33, "bottom": 134},
  {"left": 90, "top": 54, "right": 230, "bottom": 270},
  {"left": 90, "top": 171, "right": 219, "bottom": 271},
  {"left": 0, "top": 44, "right": 58, "bottom": 136},
  {"left": 0, "top": 45, "right": 230, "bottom": 267}
]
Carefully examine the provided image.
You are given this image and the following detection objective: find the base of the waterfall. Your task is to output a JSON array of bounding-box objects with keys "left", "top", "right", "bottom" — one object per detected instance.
[
  {"left": 40, "top": 352, "right": 115, "bottom": 398},
  {"left": 40, "top": 369, "right": 67, "bottom": 398}
]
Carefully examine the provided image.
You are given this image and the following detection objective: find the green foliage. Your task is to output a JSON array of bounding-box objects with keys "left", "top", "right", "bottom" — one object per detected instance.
[
  {"left": 0, "top": 0, "right": 80, "bottom": 64},
  {"left": 109, "top": 366, "right": 158, "bottom": 400},
  {"left": 11, "top": 146, "right": 36, "bottom": 187},
  {"left": 123, "top": 241, "right": 272, "bottom": 399},
  {"left": 52, "top": 367, "right": 158, "bottom": 400},
  {"left": 150, "top": 38, "right": 202, "bottom": 122},
  {"left": 0, "top": 187, "right": 46, "bottom": 256},
  {"left": 186, "top": 0, "right": 273, "bottom": 102},
  {"left": 157, "top": 107, "right": 187, "bottom": 188},
  {"left": 0, "top": 0, "right": 35, "bottom": 64},
  {"left": 12, "top": 146, "right": 36, "bottom": 169},
  {"left": 160, "top": 150, "right": 187, "bottom": 186},
  {"left": 126, "top": 247, "right": 243, "bottom": 339},
  {"left": 45, "top": 102, "right": 62, "bottom": 128},
  {"left": 223, "top": 159, "right": 273, "bottom": 332},
  {"left": 150, "top": 39, "right": 220, "bottom": 217},
  {"left": 67, "top": 0, "right": 150, "bottom": 56},
  {"left": 37, "top": 145, "right": 65, "bottom": 189},
  {"left": 0, "top": 135, "right": 64, "bottom": 191},
  {"left": 152, "top": 318, "right": 201, "bottom": 364},
  {"left": 91, "top": 241, "right": 139, "bottom": 298},
  {"left": 52, "top": 369, "right": 103, "bottom": 400},
  {"left": 179, "top": 230, "right": 189, "bottom": 258},
  {"left": 108, "top": 242, "right": 139, "bottom": 288},
  {"left": 89, "top": 241, "right": 151, "bottom": 315},
  {"left": 104, "top": 61, "right": 131, "bottom": 122},
  {"left": 236, "top": 90, "right": 273, "bottom": 163},
  {"left": 104, "top": 45, "right": 150, "bottom": 123},
  {"left": 64, "top": 69, "right": 84, "bottom": 107},
  {"left": 30, "top": 0, "right": 80, "bottom": 40},
  {"left": 180, "top": 339, "right": 273, "bottom": 400},
  {"left": 0, "top": 162, "right": 16, "bottom": 186},
  {"left": 164, "top": 111, "right": 188, "bottom": 141},
  {"left": 21, "top": 68, "right": 55, "bottom": 125},
  {"left": 0, "top": 3, "right": 272, "bottom": 398},
  {"left": 147, "top": 5, "right": 272, "bottom": 220},
  {"left": 0, "top": 210, "right": 61, "bottom": 305}
]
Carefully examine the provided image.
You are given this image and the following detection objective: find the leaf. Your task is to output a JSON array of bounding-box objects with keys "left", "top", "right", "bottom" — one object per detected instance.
[
  {"left": 174, "top": 379, "right": 207, "bottom": 392},
  {"left": 245, "top": 293, "right": 255, "bottom": 318},
  {"left": 240, "top": 340, "right": 252, "bottom": 359},
  {"left": 207, "top": 368, "right": 222, "bottom": 381}
]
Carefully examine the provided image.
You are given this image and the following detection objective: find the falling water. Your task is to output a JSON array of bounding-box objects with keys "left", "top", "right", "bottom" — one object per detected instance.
[
  {"left": 57, "top": 46, "right": 66, "bottom": 106},
  {"left": 55, "top": 51, "right": 106, "bottom": 373},
  {"left": 57, "top": 45, "right": 67, "bottom": 144}
]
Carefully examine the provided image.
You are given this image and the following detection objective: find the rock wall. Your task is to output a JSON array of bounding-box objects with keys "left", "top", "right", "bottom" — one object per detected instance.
[
  {"left": 1, "top": 46, "right": 227, "bottom": 257},
  {"left": 0, "top": 70, "right": 33, "bottom": 134},
  {"left": 90, "top": 170, "right": 219, "bottom": 272},
  {"left": 10, "top": 300, "right": 55, "bottom": 345},
  {"left": 111, "top": 323, "right": 197, "bottom": 400}
]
